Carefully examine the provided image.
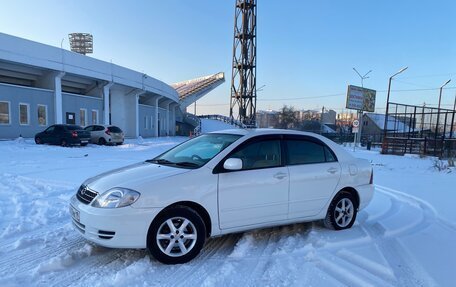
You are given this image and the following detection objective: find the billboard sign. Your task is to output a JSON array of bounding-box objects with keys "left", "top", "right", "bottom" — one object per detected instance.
[{"left": 346, "top": 85, "right": 376, "bottom": 112}]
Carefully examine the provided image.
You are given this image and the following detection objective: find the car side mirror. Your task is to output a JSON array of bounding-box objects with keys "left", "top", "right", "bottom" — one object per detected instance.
[{"left": 223, "top": 158, "right": 243, "bottom": 171}]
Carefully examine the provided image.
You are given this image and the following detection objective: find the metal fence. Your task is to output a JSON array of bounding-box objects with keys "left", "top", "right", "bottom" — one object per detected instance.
[{"left": 382, "top": 102, "right": 456, "bottom": 158}]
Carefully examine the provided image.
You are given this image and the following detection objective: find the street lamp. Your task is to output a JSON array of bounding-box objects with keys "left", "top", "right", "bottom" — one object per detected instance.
[
  {"left": 382, "top": 67, "right": 408, "bottom": 149},
  {"left": 435, "top": 79, "right": 451, "bottom": 140},
  {"left": 352, "top": 68, "right": 372, "bottom": 88},
  {"left": 352, "top": 68, "right": 372, "bottom": 148}
]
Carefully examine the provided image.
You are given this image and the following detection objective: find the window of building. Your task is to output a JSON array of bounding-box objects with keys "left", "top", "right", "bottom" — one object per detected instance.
[
  {"left": 37, "top": 105, "right": 47, "bottom": 126},
  {"left": 144, "top": 116, "right": 148, "bottom": 129},
  {"left": 0, "top": 101, "right": 10, "bottom": 124},
  {"left": 91, "top": 110, "right": 98, "bottom": 125},
  {"left": 80, "top": 109, "right": 87, "bottom": 126},
  {"left": 19, "top": 103, "right": 30, "bottom": 125}
]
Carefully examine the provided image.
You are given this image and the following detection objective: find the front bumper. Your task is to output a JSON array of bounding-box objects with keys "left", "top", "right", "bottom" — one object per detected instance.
[{"left": 69, "top": 195, "right": 161, "bottom": 248}]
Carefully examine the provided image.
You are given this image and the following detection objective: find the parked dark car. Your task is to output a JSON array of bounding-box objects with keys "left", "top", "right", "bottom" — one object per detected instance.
[{"left": 34, "top": 124, "right": 91, "bottom": 147}]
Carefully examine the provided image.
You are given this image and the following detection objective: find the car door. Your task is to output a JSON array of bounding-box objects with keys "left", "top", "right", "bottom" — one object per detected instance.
[
  {"left": 42, "top": 125, "right": 55, "bottom": 143},
  {"left": 285, "top": 135, "right": 341, "bottom": 219},
  {"left": 52, "top": 125, "right": 65, "bottom": 144},
  {"left": 94, "top": 125, "right": 105, "bottom": 141},
  {"left": 217, "top": 136, "right": 289, "bottom": 229}
]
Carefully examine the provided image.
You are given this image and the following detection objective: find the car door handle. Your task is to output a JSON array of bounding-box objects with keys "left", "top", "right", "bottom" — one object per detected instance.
[
  {"left": 327, "top": 167, "right": 338, "bottom": 174},
  {"left": 273, "top": 172, "right": 287, "bottom": 179}
]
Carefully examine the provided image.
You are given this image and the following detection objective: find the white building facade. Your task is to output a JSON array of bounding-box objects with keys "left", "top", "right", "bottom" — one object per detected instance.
[{"left": 0, "top": 33, "right": 180, "bottom": 139}]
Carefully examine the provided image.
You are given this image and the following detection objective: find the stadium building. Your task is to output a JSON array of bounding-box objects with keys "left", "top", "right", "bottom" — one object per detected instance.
[{"left": 0, "top": 33, "right": 224, "bottom": 139}]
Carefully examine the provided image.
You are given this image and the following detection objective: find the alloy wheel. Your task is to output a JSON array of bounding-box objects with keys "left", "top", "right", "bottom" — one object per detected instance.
[{"left": 156, "top": 217, "right": 198, "bottom": 257}]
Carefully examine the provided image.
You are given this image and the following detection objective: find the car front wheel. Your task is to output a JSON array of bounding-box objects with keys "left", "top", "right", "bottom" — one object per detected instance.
[
  {"left": 324, "top": 191, "right": 357, "bottom": 230},
  {"left": 35, "top": 137, "right": 42, "bottom": 144},
  {"left": 147, "top": 206, "right": 206, "bottom": 264}
]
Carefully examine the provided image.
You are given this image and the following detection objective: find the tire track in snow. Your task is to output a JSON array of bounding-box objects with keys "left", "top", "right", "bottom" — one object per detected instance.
[{"left": 168, "top": 233, "right": 243, "bottom": 287}]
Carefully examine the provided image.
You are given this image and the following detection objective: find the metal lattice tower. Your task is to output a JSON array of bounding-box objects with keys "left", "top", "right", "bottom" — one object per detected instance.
[{"left": 230, "top": 0, "right": 257, "bottom": 126}]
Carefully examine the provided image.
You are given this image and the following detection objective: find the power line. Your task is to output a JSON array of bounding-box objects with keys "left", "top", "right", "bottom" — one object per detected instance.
[{"left": 197, "top": 86, "right": 456, "bottom": 107}]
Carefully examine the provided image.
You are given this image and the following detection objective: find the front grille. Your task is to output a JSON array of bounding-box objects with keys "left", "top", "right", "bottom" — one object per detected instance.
[{"left": 76, "top": 185, "right": 98, "bottom": 205}]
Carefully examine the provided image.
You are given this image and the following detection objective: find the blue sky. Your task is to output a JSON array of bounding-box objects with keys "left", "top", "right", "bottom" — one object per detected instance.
[{"left": 1, "top": 0, "right": 455, "bottom": 115}]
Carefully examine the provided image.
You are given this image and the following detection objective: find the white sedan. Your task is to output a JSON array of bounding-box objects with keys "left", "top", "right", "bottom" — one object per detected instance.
[{"left": 70, "top": 129, "right": 374, "bottom": 264}]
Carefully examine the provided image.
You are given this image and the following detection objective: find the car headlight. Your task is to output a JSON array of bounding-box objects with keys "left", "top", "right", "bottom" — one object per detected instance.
[{"left": 92, "top": 187, "right": 140, "bottom": 208}]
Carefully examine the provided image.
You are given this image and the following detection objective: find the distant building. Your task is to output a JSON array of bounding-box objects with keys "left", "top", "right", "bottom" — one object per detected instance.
[
  {"left": 362, "top": 113, "right": 414, "bottom": 142},
  {"left": 256, "top": 110, "right": 279, "bottom": 128},
  {"left": 321, "top": 108, "right": 336, "bottom": 124}
]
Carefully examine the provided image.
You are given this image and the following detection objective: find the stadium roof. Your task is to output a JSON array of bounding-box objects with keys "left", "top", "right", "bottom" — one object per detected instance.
[{"left": 172, "top": 72, "right": 225, "bottom": 110}]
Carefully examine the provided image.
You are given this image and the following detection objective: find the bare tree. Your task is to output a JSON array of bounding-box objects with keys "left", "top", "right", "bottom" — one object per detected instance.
[{"left": 278, "top": 105, "right": 299, "bottom": 129}]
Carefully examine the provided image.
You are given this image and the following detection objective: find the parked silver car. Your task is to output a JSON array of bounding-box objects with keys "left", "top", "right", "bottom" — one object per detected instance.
[{"left": 84, "top": 125, "right": 124, "bottom": 145}]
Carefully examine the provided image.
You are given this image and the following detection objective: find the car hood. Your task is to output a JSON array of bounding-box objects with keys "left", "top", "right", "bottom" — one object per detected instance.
[{"left": 83, "top": 162, "right": 191, "bottom": 193}]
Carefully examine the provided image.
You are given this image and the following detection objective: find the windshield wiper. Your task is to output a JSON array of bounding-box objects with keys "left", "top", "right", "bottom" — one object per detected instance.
[
  {"left": 174, "top": 161, "right": 200, "bottom": 168},
  {"left": 146, "top": 158, "right": 174, "bottom": 165}
]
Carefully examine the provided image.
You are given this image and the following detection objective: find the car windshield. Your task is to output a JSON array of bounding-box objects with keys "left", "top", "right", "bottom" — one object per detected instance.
[{"left": 147, "top": 133, "right": 242, "bottom": 169}]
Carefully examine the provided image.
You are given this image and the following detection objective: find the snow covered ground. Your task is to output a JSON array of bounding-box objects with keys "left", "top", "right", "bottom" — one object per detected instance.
[{"left": 0, "top": 136, "right": 455, "bottom": 286}]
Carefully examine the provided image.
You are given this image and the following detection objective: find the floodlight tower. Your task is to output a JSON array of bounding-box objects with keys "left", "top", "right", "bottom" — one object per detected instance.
[
  {"left": 68, "top": 33, "right": 93, "bottom": 55},
  {"left": 230, "top": 0, "right": 257, "bottom": 126}
]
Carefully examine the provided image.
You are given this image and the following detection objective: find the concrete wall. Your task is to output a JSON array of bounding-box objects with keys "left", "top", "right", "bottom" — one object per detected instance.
[
  {"left": 138, "top": 104, "right": 156, "bottom": 138},
  {"left": 110, "top": 89, "right": 137, "bottom": 138},
  {"left": 62, "top": 93, "right": 103, "bottom": 127},
  {"left": 0, "top": 83, "right": 54, "bottom": 138}
]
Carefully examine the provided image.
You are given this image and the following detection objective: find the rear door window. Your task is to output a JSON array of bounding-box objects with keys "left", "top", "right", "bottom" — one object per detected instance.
[
  {"left": 285, "top": 139, "right": 328, "bottom": 165},
  {"left": 108, "top": 126, "right": 122, "bottom": 133}
]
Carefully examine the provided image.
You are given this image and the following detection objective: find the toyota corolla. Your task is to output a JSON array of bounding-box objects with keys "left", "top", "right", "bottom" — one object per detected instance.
[{"left": 69, "top": 129, "right": 374, "bottom": 264}]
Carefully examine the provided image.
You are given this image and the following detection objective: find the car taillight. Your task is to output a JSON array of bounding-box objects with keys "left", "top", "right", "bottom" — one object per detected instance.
[
  {"left": 369, "top": 169, "right": 374, "bottom": 184},
  {"left": 72, "top": 131, "right": 78, "bottom": 138},
  {"left": 105, "top": 129, "right": 111, "bottom": 135}
]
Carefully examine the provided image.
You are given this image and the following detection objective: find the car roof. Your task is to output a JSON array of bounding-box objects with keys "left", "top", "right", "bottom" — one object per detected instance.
[{"left": 209, "top": 128, "right": 320, "bottom": 137}]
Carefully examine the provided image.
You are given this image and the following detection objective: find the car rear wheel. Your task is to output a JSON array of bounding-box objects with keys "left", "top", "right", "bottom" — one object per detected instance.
[
  {"left": 98, "top": 138, "right": 106, "bottom": 145},
  {"left": 147, "top": 206, "right": 206, "bottom": 264},
  {"left": 324, "top": 191, "right": 357, "bottom": 230},
  {"left": 35, "top": 137, "right": 42, "bottom": 144}
]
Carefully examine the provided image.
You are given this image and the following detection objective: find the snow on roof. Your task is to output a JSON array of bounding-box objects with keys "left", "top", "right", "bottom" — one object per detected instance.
[{"left": 366, "top": 113, "right": 412, "bottom": 132}]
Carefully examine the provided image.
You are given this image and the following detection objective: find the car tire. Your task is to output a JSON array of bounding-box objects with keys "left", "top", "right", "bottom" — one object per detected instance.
[
  {"left": 35, "top": 137, "right": 42, "bottom": 144},
  {"left": 324, "top": 191, "right": 357, "bottom": 230},
  {"left": 81, "top": 143, "right": 88, "bottom": 147},
  {"left": 98, "top": 138, "right": 106, "bottom": 145},
  {"left": 61, "top": 139, "right": 68, "bottom": 147},
  {"left": 116, "top": 142, "right": 123, "bottom": 146},
  {"left": 147, "top": 206, "right": 206, "bottom": 264}
]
